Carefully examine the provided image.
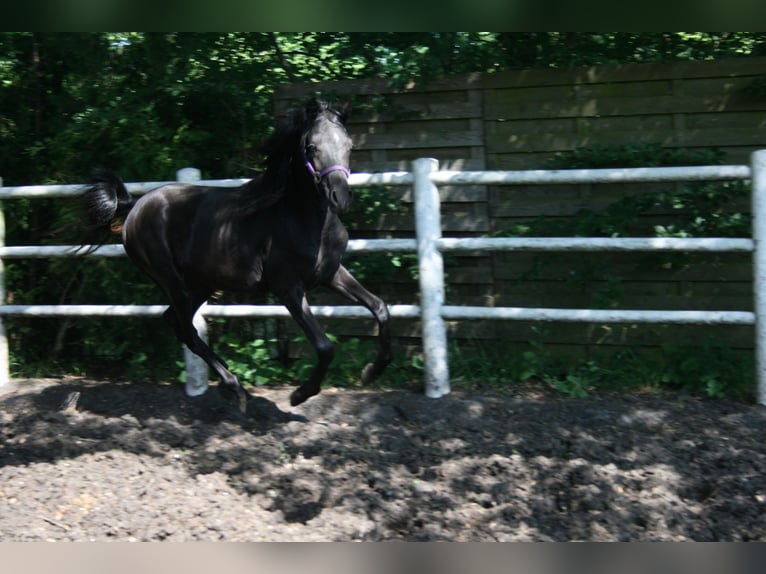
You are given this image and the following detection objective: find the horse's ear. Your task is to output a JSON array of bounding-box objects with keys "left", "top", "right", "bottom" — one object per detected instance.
[
  {"left": 305, "top": 97, "right": 322, "bottom": 121},
  {"left": 338, "top": 99, "right": 351, "bottom": 124}
]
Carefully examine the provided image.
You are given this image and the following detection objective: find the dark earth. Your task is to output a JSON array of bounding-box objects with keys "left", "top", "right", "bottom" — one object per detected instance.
[{"left": 2, "top": 376, "right": 766, "bottom": 541}]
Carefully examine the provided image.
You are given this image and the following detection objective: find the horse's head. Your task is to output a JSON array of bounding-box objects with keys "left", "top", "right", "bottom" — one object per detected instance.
[{"left": 302, "top": 99, "right": 354, "bottom": 214}]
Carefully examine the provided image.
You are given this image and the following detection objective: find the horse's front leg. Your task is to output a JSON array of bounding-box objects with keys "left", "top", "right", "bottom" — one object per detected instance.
[
  {"left": 328, "top": 264, "right": 392, "bottom": 384},
  {"left": 281, "top": 286, "right": 334, "bottom": 406}
]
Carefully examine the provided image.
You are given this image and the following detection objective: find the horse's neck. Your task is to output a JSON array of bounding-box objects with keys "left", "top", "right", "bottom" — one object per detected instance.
[{"left": 292, "top": 193, "right": 341, "bottom": 232}]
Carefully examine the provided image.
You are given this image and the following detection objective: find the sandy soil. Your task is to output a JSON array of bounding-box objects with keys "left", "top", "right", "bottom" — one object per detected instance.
[{"left": 1, "top": 377, "right": 766, "bottom": 541}]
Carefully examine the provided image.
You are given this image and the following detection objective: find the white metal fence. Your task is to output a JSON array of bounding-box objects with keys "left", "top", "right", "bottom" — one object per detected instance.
[{"left": 1, "top": 150, "right": 765, "bottom": 404}]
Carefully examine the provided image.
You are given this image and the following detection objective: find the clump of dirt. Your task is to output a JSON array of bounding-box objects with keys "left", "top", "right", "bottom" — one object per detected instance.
[{"left": 2, "top": 377, "right": 766, "bottom": 541}]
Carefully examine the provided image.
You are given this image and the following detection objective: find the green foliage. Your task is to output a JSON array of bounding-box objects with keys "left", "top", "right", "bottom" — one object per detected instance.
[
  {"left": 207, "top": 330, "right": 422, "bottom": 391},
  {"left": 548, "top": 362, "right": 603, "bottom": 399},
  {"left": 449, "top": 327, "right": 558, "bottom": 389},
  {"left": 449, "top": 334, "right": 753, "bottom": 401},
  {"left": 651, "top": 343, "right": 752, "bottom": 398},
  {"left": 214, "top": 333, "right": 288, "bottom": 387}
]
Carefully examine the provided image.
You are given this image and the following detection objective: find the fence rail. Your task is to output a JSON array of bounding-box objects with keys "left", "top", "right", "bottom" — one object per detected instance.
[{"left": 2, "top": 152, "right": 765, "bottom": 404}]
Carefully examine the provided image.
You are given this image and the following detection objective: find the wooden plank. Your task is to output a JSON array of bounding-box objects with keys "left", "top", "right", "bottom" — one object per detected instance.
[
  {"left": 488, "top": 114, "right": 675, "bottom": 137},
  {"left": 379, "top": 119, "right": 472, "bottom": 135},
  {"left": 443, "top": 213, "right": 490, "bottom": 233},
  {"left": 486, "top": 127, "right": 766, "bottom": 153},
  {"left": 491, "top": 285, "right": 753, "bottom": 311},
  {"left": 684, "top": 111, "right": 766, "bottom": 129},
  {"left": 274, "top": 96, "right": 474, "bottom": 124},
  {"left": 487, "top": 146, "right": 762, "bottom": 170},
  {"left": 352, "top": 130, "right": 483, "bottom": 150},
  {"left": 485, "top": 85, "right": 576, "bottom": 105},
  {"left": 357, "top": 154, "right": 484, "bottom": 171},
  {"left": 577, "top": 115, "right": 676, "bottom": 132},
  {"left": 487, "top": 117, "right": 577, "bottom": 135},
  {"left": 486, "top": 152, "right": 556, "bottom": 170},
  {"left": 349, "top": 118, "right": 474, "bottom": 139},
  {"left": 491, "top": 278, "right": 752, "bottom": 298},
  {"left": 491, "top": 251, "right": 753, "bottom": 281},
  {"left": 383, "top": 146, "right": 477, "bottom": 162},
  {"left": 477, "top": 57, "right": 766, "bottom": 89},
  {"left": 350, "top": 205, "right": 490, "bottom": 233},
  {"left": 347, "top": 101, "right": 481, "bottom": 124},
  {"left": 492, "top": 263, "right": 753, "bottom": 284},
  {"left": 573, "top": 80, "right": 673, "bottom": 99},
  {"left": 275, "top": 57, "right": 766, "bottom": 100},
  {"left": 679, "top": 75, "right": 766, "bottom": 96},
  {"left": 388, "top": 90, "right": 474, "bottom": 105},
  {"left": 484, "top": 92, "right": 766, "bottom": 120},
  {"left": 446, "top": 266, "right": 495, "bottom": 284},
  {"left": 276, "top": 72, "right": 485, "bottom": 100},
  {"left": 489, "top": 181, "right": 746, "bottom": 218},
  {"left": 349, "top": 185, "right": 487, "bottom": 203}
]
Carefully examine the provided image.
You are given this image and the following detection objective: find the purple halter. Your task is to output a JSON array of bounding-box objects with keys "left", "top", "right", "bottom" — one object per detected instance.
[{"left": 304, "top": 153, "right": 351, "bottom": 183}]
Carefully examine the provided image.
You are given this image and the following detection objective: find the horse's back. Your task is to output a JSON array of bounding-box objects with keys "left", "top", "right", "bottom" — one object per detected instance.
[
  {"left": 128, "top": 182, "right": 211, "bottom": 223},
  {"left": 124, "top": 182, "right": 271, "bottom": 291},
  {"left": 122, "top": 184, "right": 221, "bottom": 273}
]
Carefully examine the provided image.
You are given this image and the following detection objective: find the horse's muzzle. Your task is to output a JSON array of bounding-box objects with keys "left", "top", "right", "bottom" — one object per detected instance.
[{"left": 325, "top": 175, "right": 353, "bottom": 214}]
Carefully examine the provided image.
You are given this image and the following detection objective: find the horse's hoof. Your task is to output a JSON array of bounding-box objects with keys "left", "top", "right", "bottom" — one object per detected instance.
[
  {"left": 362, "top": 362, "right": 387, "bottom": 384},
  {"left": 290, "top": 389, "right": 306, "bottom": 406},
  {"left": 218, "top": 383, "right": 249, "bottom": 413},
  {"left": 290, "top": 386, "right": 318, "bottom": 407},
  {"left": 237, "top": 391, "right": 248, "bottom": 414},
  {"left": 361, "top": 363, "right": 376, "bottom": 384},
  {"left": 217, "top": 383, "right": 235, "bottom": 400}
]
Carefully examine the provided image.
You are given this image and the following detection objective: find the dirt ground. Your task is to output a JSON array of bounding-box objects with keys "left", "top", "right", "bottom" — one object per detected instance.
[{"left": 1, "top": 376, "right": 766, "bottom": 541}]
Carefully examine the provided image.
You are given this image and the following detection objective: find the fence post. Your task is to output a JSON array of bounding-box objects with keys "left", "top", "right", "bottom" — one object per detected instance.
[
  {"left": 752, "top": 150, "right": 766, "bottom": 406},
  {"left": 176, "top": 168, "right": 209, "bottom": 397},
  {"left": 0, "top": 176, "right": 8, "bottom": 392},
  {"left": 412, "top": 158, "right": 450, "bottom": 398}
]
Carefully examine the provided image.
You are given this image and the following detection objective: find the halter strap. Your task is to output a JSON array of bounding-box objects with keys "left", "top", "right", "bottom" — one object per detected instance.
[
  {"left": 304, "top": 153, "right": 351, "bottom": 181},
  {"left": 319, "top": 164, "right": 351, "bottom": 178}
]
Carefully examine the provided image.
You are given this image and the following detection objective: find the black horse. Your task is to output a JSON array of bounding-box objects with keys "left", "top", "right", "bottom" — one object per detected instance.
[{"left": 81, "top": 98, "right": 392, "bottom": 411}]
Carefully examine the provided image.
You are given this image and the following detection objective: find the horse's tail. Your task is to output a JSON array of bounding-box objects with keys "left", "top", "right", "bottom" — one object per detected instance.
[{"left": 80, "top": 170, "right": 136, "bottom": 233}]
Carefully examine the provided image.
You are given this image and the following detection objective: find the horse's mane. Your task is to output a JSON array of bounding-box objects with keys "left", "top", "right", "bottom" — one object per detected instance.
[{"left": 241, "top": 98, "right": 346, "bottom": 213}]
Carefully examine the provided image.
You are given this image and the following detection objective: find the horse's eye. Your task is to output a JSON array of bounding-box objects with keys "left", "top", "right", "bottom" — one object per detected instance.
[{"left": 305, "top": 144, "right": 317, "bottom": 156}]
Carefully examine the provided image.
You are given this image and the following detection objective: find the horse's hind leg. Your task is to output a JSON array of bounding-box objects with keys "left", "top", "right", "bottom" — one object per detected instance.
[
  {"left": 123, "top": 208, "right": 246, "bottom": 411},
  {"left": 162, "top": 301, "right": 229, "bottom": 370},
  {"left": 165, "top": 287, "right": 249, "bottom": 412},
  {"left": 328, "top": 265, "right": 392, "bottom": 383}
]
